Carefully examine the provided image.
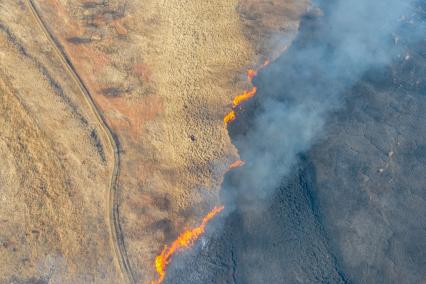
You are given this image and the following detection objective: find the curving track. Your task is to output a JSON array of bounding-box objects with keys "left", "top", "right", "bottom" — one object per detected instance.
[{"left": 23, "top": 1, "right": 135, "bottom": 283}]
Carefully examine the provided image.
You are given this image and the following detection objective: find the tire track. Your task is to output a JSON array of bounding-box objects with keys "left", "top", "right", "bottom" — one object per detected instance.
[{"left": 23, "top": 1, "right": 135, "bottom": 283}]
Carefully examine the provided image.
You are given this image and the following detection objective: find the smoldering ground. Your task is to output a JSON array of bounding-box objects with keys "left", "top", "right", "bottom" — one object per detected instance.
[
  {"left": 227, "top": 0, "right": 416, "bottom": 203},
  {"left": 164, "top": 0, "right": 426, "bottom": 283}
]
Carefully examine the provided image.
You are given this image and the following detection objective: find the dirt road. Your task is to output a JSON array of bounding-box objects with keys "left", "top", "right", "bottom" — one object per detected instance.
[
  {"left": 24, "top": 0, "right": 134, "bottom": 283},
  {"left": 0, "top": 0, "right": 307, "bottom": 282}
]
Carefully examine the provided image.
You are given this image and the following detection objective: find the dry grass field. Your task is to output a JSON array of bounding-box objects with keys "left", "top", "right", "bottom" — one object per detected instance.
[{"left": 0, "top": 0, "right": 308, "bottom": 282}]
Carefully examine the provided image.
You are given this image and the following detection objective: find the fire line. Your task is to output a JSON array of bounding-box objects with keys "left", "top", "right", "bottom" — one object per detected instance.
[
  {"left": 224, "top": 60, "right": 269, "bottom": 125},
  {"left": 224, "top": 110, "right": 236, "bottom": 124},
  {"left": 152, "top": 59, "right": 269, "bottom": 284},
  {"left": 151, "top": 206, "right": 225, "bottom": 284},
  {"left": 229, "top": 160, "right": 246, "bottom": 169}
]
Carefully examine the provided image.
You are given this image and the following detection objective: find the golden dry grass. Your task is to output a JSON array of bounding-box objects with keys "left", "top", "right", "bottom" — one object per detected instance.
[{"left": 0, "top": 0, "right": 308, "bottom": 282}]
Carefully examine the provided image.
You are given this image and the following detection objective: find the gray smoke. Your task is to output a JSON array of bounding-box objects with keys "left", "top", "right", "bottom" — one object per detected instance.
[
  {"left": 166, "top": 1, "right": 425, "bottom": 283},
  {"left": 226, "top": 0, "right": 420, "bottom": 202}
]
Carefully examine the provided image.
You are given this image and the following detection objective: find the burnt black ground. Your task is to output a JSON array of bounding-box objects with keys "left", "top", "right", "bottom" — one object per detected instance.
[
  {"left": 164, "top": 2, "right": 426, "bottom": 284},
  {"left": 166, "top": 163, "right": 347, "bottom": 284},
  {"left": 305, "top": 2, "right": 426, "bottom": 283}
]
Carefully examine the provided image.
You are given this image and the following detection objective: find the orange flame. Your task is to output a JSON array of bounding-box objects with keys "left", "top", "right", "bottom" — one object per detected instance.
[
  {"left": 152, "top": 206, "right": 225, "bottom": 284},
  {"left": 223, "top": 110, "right": 236, "bottom": 125},
  {"left": 262, "top": 59, "right": 270, "bottom": 67},
  {"left": 232, "top": 86, "right": 257, "bottom": 108},
  {"left": 247, "top": 69, "right": 257, "bottom": 82},
  {"left": 229, "top": 160, "right": 246, "bottom": 169},
  {"left": 224, "top": 59, "right": 270, "bottom": 126},
  {"left": 151, "top": 59, "right": 270, "bottom": 284}
]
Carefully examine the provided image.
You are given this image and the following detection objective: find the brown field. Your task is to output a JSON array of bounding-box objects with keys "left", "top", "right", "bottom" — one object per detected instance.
[{"left": 0, "top": 0, "right": 308, "bottom": 283}]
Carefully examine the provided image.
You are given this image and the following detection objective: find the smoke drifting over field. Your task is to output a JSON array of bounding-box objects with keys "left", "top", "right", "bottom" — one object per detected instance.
[
  {"left": 225, "top": 0, "right": 419, "bottom": 203},
  {"left": 165, "top": 0, "right": 426, "bottom": 283}
]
